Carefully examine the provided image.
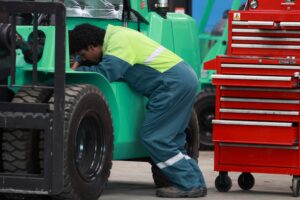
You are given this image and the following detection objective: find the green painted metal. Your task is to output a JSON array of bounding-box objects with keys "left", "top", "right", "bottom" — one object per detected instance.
[
  {"left": 197, "top": 0, "right": 241, "bottom": 92},
  {"left": 130, "top": 0, "right": 149, "bottom": 19},
  {"left": 13, "top": 0, "right": 201, "bottom": 160},
  {"left": 166, "top": 13, "right": 201, "bottom": 77}
]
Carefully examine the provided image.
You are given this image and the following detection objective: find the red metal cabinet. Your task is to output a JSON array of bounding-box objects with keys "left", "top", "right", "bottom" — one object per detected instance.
[
  {"left": 205, "top": 4, "right": 300, "bottom": 195},
  {"left": 209, "top": 56, "right": 300, "bottom": 194}
]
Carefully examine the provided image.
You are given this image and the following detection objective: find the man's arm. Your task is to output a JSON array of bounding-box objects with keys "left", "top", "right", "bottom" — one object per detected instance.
[{"left": 75, "top": 55, "right": 132, "bottom": 82}]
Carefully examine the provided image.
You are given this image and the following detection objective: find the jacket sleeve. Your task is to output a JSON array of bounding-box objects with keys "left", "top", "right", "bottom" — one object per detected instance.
[{"left": 75, "top": 54, "right": 132, "bottom": 82}]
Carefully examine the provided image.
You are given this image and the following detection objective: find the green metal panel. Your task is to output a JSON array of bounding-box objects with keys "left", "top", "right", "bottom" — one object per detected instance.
[
  {"left": 167, "top": 13, "right": 201, "bottom": 77},
  {"left": 146, "top": 12, "right": 174, "bottom": 51},
  {"left": 130, "top": 0, "right": 149, "bottom": 19},
  {"left": 146, "top": 12, "right": 201, "bottom": 77}
]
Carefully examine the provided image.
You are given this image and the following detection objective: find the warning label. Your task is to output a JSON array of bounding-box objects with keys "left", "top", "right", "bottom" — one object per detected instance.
[{"left": 233, "top": 13, "right": 241, "bottom": 21}]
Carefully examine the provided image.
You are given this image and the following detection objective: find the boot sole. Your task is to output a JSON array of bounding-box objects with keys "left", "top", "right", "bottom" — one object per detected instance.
[{"left": 156, "top": 190, "right": 207, "bottom": 198}]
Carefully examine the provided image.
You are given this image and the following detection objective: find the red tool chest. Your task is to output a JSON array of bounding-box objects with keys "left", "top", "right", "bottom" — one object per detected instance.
[{"left": 205, "top": 0, "right": 300, "bottom": 196}]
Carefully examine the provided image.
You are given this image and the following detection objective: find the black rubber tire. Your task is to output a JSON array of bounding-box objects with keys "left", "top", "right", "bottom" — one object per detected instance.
[
  {"left": 0, "top": 87, "right": 52, "bottom": 199},
  {"left": 185, "top": 109, "right": 200, "bottom": 160},
  {"left": 2, "top": 87, "right": 52, "bottom": 174},
  {"left": 151, "top": 109, "right": 200, "bottom": 188},
  {"left": 194, "top": 88, "right": 215, "bottom": 150},
  {"left": 292, "top": 176, "right": 300, "bottom": 197},
  {"left": 51, "top": 84, "right": 113, "bottom": 200},
  {"left": 238, "top": 173, "right": 255, "bottom": 191},
  {"left": 215, "top": 174, "right": 232, "bottom": 192}
]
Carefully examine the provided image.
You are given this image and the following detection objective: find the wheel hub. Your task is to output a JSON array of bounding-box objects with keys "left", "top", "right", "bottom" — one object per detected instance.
[{"left": 75, "top": 111, "right": 105, "bottom": 182}]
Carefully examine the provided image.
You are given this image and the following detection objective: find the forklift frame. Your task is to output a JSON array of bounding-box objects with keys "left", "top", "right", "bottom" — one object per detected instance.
[{"left": 0, "top": 1, "right": 65, "bottom": 194}]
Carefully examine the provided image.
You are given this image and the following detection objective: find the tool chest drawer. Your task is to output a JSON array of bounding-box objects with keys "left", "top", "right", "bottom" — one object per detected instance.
[
  {"left": 219, "top": 108, "right": 299, "bottom": 122},
  {"left": 205, "top": 56, "right": 300, "bottom": 80},
  {"left": 220, "top": 97, "right": 300, "bottom": 110},
  {"left": 228, "top": 11, "right": 300, "bottom": 57},
  {"left": 213, "top": 120, "right": 298, "bottom": 145},
  {"left": 218, "top": 143, "right": 298, "bottom": 168},
  {"left": 220, "top": 63, "right": 300, "bottom": 76},
  {"left": 220, "top": 87, "right": 300, "bottom": 100},
  {"left": 212, "top": 74, "right": 298, "bottom": 88}
]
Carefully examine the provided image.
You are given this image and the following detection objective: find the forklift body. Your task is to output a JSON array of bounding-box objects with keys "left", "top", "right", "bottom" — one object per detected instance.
[{"left": 0, "top": 0, "right": 200, "bottom": 199}]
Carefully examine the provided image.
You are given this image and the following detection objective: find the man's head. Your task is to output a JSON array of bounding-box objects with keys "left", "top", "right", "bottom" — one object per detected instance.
[{"left": 69, "top": 23, "right": 105, "bottom": 63}]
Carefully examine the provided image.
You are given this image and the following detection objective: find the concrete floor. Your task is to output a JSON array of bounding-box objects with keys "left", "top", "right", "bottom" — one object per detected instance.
[{"left": 102, "top": 151, "right": 295, "bottom": 200}]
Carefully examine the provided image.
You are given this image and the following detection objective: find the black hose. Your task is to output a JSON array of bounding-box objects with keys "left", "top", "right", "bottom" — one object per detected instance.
[
  {"left": 0, "top": 23, "right": 12, "bottom": 57},
  {"left": 0, "top": 23, "right": 44, "bottom": 63}
]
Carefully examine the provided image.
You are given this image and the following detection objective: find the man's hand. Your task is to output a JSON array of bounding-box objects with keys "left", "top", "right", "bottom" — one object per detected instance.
[
  {"left": 70, "top": 55, "right": 83, "bottom": 70},
  {"left": 71, "top": 61, "right": 81, "bottom": 70}
]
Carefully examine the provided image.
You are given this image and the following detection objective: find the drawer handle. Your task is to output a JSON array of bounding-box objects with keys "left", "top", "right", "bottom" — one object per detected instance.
[
  {"left": 212, "top": 74, "right": 292, "bottom": 81},
  {"left": 220, "top": 97, "right": 300, "bottom": 104},
  {"left": 232, "top": 43, "right": 300, "bottom": 50},
  {"left": 220, "top": 143, "right": 299, "bottom": 149},
  {"left": 233, "top": 28, "right": 300, "bottom": 34},
  {"left": 220, "top": 108, "right": 299, "bottom": 116},
  {"left": 221, "top": 86, "right": 300, "bottom": 92},
  {"left": 222, "top": 63, "right": 300, "bottom": 70},
  {"left": 280, "top": 22, "right": 300, "bottom": 27},
  {"left": 213, "top": 119, "right": 293, "bottom": 127},
  {"left": 232, "top": 21, "right": 274, "bottom": 26}
]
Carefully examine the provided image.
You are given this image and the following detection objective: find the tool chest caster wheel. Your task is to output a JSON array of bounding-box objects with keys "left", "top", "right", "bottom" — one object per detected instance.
[
  {"left": 292, "top": 176, "right": 300, "bottom": 197},
  {"left": 238, "top": 173, "right": 255, "bottom": 190},
  {"left": 215, "top": 172, "right": 232, "bottom": 192}
]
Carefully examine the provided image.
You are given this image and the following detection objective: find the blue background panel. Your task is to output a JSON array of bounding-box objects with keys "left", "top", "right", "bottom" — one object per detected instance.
[{"left": 192, "top": 0, "right": 246, "bottom": 32}]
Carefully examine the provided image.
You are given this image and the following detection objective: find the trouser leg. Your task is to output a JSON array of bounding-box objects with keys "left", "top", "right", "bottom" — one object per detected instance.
[{"left": 141, "top": 62, "right": 206, "bottom": 190}]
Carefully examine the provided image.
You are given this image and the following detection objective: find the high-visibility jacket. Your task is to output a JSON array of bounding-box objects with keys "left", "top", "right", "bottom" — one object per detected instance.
[{"left": 103, "top": 25, "right": 182, "bottom": 73}]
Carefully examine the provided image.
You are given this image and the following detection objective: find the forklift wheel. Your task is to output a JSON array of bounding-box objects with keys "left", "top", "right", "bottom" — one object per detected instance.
[
  {"left": 238, "top": 173, "right": 255, "bottom": 191},
  {"left": 2, "top": 87, "right": 52, "bottom": 174},
  {"left": 215, "top": 174, "right": 232, "bottom": 192},
  {"left": 194, "top": 88, "right": 215, "bottom": 150},
  {"left": 292, "top": 176, "right": 300, "bottom": 197},
  {"left": 151, "top": 109, "right": 200, "bottom": 188},
  {"left": 51, "top": 84, "right": 113, "bottom": 200}
]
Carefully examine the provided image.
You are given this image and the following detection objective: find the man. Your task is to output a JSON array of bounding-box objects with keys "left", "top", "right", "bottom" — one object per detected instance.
[{"left": 69, "top": 23, "right": 207, "bottom": 198}]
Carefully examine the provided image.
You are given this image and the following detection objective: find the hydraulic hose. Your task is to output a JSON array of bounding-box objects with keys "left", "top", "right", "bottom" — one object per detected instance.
[
  {"left": 0, "top": 23, "right": 12, "bottom": 58},
  {"left": 0, "top": 23, "right": 43, "bottom": 63}
]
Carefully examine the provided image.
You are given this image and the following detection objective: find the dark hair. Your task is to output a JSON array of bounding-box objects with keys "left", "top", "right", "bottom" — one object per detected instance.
[{"left": 69, "top": 23, "right": 106, "bottom": 54}]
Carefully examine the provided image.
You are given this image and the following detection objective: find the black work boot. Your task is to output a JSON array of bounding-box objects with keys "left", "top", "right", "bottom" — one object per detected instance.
[{"left": 156, "top": 186, "right": 207, "bottom": 198}]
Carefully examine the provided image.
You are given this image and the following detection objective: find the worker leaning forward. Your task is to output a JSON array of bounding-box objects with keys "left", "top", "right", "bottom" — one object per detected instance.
[{"left": 69, "top": 23, "right": 207, "bottom": 198}]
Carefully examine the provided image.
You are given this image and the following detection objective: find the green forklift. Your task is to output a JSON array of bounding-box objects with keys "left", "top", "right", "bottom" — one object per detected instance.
[{"left": 0, "top": 0, "right": 201, "bottom": 199}]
